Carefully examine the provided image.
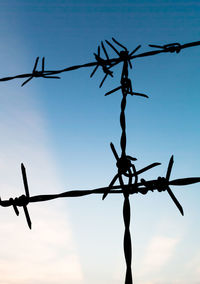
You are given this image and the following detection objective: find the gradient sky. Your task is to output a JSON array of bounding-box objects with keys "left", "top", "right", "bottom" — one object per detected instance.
[{"left": 0, "top": 1, "right": 200, "bottom": 283}]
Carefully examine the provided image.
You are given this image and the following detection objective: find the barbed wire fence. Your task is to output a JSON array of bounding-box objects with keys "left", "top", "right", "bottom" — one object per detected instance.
[{"left": 0, "top": 38, "right": 200, "bottom": 284}]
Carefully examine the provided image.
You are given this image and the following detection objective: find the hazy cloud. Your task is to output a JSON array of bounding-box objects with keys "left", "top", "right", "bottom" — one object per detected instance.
[
  {"left": 0, "top": 85, "right": 83, "bottom": 283},
  {"left": 139, "top": 235, "right": 179, "bottom": 277}
]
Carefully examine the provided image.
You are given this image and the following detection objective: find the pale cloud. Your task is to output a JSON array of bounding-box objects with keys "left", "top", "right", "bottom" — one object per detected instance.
[
  {"left": 0, "top": 211, "right": 83, "bottom": 284},
  {"left": 0, "top": 82, "right": 83, "bottom": 283},
  {"left": 140, "top": 235, "right": 179, "bottom": 275},
  {"left": 184, "top": 249, "right": 200, "bottom": 282}
]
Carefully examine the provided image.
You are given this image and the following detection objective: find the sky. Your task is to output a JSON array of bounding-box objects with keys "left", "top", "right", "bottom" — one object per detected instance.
[{"left": 0, "top": 0, "right": 200, "bottom": 283}]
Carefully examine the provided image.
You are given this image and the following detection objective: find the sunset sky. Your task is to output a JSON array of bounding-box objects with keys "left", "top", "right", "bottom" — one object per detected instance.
[{"left": 0, "top": 1, "right": 200, "bottom": 283}]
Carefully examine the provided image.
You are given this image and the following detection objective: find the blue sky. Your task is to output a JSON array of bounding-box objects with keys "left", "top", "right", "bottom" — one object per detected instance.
[{"left": 0, "top": 1, "right": 200, "bottom": 283}]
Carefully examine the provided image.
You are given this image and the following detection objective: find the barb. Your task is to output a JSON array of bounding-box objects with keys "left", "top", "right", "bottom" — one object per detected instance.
[
  {"left": 21, "top": 163, "right": 32, "bottom": 228},
  {"left": 165, "top": 156, "right": 184, "bottom": 215},
  {"left": 149, "top": 43, "right": 182, "bottom": 53},
  {"left": 102, "top": 142, "right": 138, "bottom": 200},
  {"left": 141, "top": 156, "right": 185, "bottom": 215},
  {"left": 106, "top": 38, "right": 141, "bottom": 70},
  {"left": 3, "top": 164, "right": 32, "bottom": 229},
  {"left": 90, "top": 46, "right": 101, "bottom": 78},
  {"left": 92, "top": 43, "right": 114, "bottom": 88},
  {"left": 21, "top": 57, "right": 60, "bottom": 86},
  {"left": 102, "top": 39, "right": 147, "bottom": 97},
  {"left": 105, "top": 78, "right": 148, "bottom": 98}
]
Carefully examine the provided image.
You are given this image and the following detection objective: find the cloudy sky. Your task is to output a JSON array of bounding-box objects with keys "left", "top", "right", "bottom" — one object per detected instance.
[{"left": 0, "top": 1, "right": 200, "bottom": 283}]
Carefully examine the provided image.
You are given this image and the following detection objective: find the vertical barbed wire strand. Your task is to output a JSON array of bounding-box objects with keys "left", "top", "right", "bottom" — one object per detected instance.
[
  {"left": 120, "top": 93, "right": 127, "bottom": 158},
  {"left": 119, "top": 57, "right": 133, "bottom": 284},
  {"left": 123, "top": 194, "right": 132, "bottom": 284}
]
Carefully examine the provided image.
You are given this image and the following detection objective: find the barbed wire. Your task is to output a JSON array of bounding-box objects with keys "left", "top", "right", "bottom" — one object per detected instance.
[
  {"left": 0, "top": 39, "right": 200, "bottom": 88},
  {"left": 1, "top": 37, "right": 200, "bottom": 284},
  {"left": 1, "top": 162, "right": 200, "bottom": 228}
]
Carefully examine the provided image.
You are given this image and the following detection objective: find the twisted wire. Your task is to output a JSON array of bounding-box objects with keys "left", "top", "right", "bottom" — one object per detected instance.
[
  {"left": 120, "top": 93, "right": 127, "bottom": 158},
  {"left": 0, "top": 40, "right": 200, "bottom": 86},
  {"left": 118, "top": 57, "right": 135, "bottom": 284},
  {"left": 123, "top": 195, "right": 132, "bottom": 284},
  {"left": 0, "top": 175, "right": 199, "bottom": 206}
]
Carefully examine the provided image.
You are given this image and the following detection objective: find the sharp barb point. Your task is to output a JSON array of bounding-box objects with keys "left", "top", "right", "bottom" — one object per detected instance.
[
  {"left": 110, "top": 142, "right": 119, "bottom": 161},
  {"left": 102, "top": 174, "right": 119, "bottom": 200},
  {"left": 128, "top": 60, "right": 132, "bottom": 69},
  {"left": 13, "top": 204, "right": 19, "bottom": 216},
  {"left": 112, "top": 37, "right": 127, "bottom": 50},
  {"left": 149, "top": 44, "right": 162, "bottom": 49},
  {"left": 23, "top": 205, "right": 32, "bottom": 229},
  {"left": 167, "top": 186, "right": 184, "bottom": 216},
  {"left": 90, "top": 65, "right": 99, "bottom": 78},
  {"left": 43, "top": 75, "right": 61, "bottom": 79},
  {"left": 136, "top": 162, "right": 161, "bottom": 175},
  {"left": 170, "top": 177, "right": 200, "bottom": 186},
  {"left": 99, "top": 73, "right": 108, "bottom": 88},
  {"left": 101, "top": 41, "right": 109, "bottom": 61},
  {"left": 21, "top": 163, "right": 30, "bottom": 198},
  {"left": 21, "top": 76, "right": 33, "bottom": 87},
  {"left": 105, "top": 40, "right": 120, "bottom": 56},
  {"left": 166, "top": 155, "right": 174, "bottom": 181},
  {"left": 105, "top": 86, "right": 121, "bottom": 96},
  {"left": 42, "top": 57, "right": 45, "bottom": 72},
  {"left": 33, "top": 57, "right": 39, "bottom": 72},
  {"left": 130, "top": 45, "right": 141, "bottom": 56}
]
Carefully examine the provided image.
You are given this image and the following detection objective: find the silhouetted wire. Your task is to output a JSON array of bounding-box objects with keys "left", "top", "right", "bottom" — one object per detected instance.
[
  {"left": 21, "top": 163, "right": 32, "bottom": 228},
  {"left": 0, "top": 40, "right": 200, "bottom": 85},
  {"left": 1, "top": 38, "right": 200, "bottom": 284},
  {"left": 1, "top": 176, "right": 199, "bottom": 205}
]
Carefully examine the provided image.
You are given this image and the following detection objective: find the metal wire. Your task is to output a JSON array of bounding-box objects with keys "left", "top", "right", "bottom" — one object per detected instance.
[
  {"left": 0, "top": 38, "right": 200, "bottom": 284},
  {"left": 0, "top": 40, "right": 200, "bottom": 86}
]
